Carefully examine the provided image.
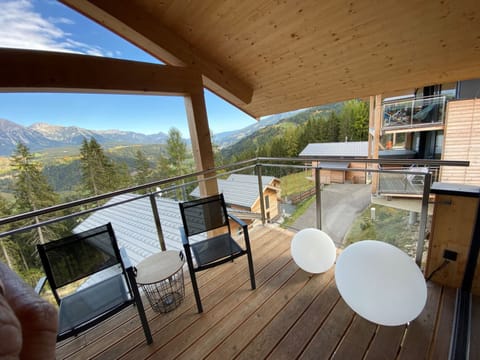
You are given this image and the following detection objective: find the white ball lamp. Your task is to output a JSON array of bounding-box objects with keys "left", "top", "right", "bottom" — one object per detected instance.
[
  {"left": 335, "top": 240, "right": 427, "bottom": 326},
  {"left": 291, "top": 228, "right": 336, "bottom": 274}
]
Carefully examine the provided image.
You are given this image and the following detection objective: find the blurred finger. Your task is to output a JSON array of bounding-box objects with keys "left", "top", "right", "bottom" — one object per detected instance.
[{"left": 0, "top": 280, "right": 22, "bottom": 359}]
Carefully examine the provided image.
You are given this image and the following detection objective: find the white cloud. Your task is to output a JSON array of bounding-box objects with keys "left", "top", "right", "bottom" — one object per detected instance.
[{"left": 0, "top": 0, "right": 108, "bottom": 56}]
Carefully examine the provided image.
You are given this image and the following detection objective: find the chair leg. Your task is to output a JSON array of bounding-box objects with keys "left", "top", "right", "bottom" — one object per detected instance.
[
  {"left": 127, "top": 268, "right": 153, "bottom": 344},
  {"left": 189, "top": 267, "right": 203, "bottom": 313},
  {"left": 183, "top": 243, "right": 203, "bottom": 313},
  {"left": 243, "top": 230, "right": 256, "bottom": 290},
  {"left": 247, "top": 250, "right": 256, "bottom": 290}
]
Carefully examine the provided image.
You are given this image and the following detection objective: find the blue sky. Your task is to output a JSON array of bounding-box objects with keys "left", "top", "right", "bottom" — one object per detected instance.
[{"left": 0, "top": 0, "right": 257, "bottom": 136}]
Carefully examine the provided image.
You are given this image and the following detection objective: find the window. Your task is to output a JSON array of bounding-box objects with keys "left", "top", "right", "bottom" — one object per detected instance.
[{"left": 264, "top": 195, "right": 270, "bottom": 209}]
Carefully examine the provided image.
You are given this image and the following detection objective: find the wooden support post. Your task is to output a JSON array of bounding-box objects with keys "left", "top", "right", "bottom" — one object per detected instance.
[{"left": 184, "top": 86, "right": 218, "bottom": 197}]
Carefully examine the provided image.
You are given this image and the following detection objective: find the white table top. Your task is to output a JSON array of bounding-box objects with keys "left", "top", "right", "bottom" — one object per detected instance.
[
  {"left": 335, "top": 240, "right": 427, "bottom": 326},
  {"left": 136, "top": 250, "right": 185, "bottom": 285}
]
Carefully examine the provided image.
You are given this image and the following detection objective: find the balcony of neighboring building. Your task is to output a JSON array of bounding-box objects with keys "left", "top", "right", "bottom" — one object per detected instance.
[{"left": 382, "top": 95, "right": 447, "bottom": 133}]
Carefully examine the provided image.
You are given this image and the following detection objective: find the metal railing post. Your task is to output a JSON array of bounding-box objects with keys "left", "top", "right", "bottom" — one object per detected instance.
[
  {"left": 315, "top": 167, "right": 322, "bottom": 230},
  {"left": 149, "top": 193, "right": 166, "bottom": 251},
  {"left": 256, "top": 164, "right": 266, "bottom": 225},
  {"left": 416, "top": 172, "right": 432, "bottom": 266}
]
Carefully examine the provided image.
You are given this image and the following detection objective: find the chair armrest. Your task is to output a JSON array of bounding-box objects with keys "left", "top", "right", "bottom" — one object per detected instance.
[
  {"left": 229, "top": 214, "right": 247, "bottom": 229},
  {"left": 34, "top": 276, "right": 48, "bottom": 295},
  {"left": 179, "top": 227, "right": 189, "bottom": 246},
  {"left": 120, "top": 247, "right": 133, "bottom": 269}
]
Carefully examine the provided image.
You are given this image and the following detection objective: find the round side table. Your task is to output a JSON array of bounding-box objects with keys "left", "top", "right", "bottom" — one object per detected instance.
[
  {"left": 136, "top": 250, "right": 185, "bottom": 313},
  {"left": 335, "top": 240, "right": 427, "bottom": 326}
]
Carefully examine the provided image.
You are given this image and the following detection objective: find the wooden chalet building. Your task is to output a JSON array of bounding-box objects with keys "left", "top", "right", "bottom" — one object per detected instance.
[
  {"left": 191, "top": 174, "right": 281, "bottom": 223},
  {"left": 299, "top": 141, "right": 368, "bottom": 184}
]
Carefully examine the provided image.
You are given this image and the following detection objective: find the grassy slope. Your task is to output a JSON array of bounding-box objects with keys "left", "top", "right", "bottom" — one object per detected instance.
[
  {"left": 279, "top": 171, "right": 314, "bottom": 197},
  {"left": 345, "top": 204, "right": 419, "bottom": 255}
]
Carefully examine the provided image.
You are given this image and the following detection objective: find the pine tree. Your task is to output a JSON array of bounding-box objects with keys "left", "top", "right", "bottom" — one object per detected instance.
[
  {"left": 134, "top": 150, "right": 152, "bottom": 192},
  {"left": 154, "top": 128, "right": 189, "bottom": 181},
  {"left": 114, "top": 161, "right": 133, "bottom": 190},
  {"left": 79, "top": 137, "right": 116, "bottom": 196},
  {"left": 338, "top": 99, "right": 369, "bottom": 141},
  {"left": 0, "top": 196, "right": 14, "bottom": 268},
  {"left": 166, "top": 128, "right": 187, "bottom": 176},
  {"left": 10, "top": 143, "right": 64, "bottom": 275},
  {"left": 11, "top": 143, "right": 60, "bottom": 245}
]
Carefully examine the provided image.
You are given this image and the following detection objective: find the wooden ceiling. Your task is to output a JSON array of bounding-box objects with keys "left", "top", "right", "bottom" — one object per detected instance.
[{"left": 62, "top": 0, "right": 480, "bottom": 119}]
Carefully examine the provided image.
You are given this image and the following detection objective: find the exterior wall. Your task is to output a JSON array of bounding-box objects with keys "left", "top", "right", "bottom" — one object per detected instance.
[
  {"left": 251, "top": 188, "right": 280, "bottom": 220},
  {"left": 440, "top": 99, "right": 480, "bottom": 185},
  {"left": 329, "top": 170, "right": 345, "bottom": 184},
  {"left": 345, "top": 162, "right": 367, "bottom": 184},
  {"left": 311, "top": 161, "right": 366, "bottom": 184}
]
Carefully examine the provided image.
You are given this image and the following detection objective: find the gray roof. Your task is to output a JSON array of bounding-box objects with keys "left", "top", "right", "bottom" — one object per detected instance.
[
  {"left": 190, "top": 174, "right": 279, "bottom": 208},
  {"left": 227, "top": 174, "right": 277, "bottom": 185},
  {"left": 73, "top": 193, "right": 204, "bottom": 266},
  {"left": 299, "top": 141, "right": 368, "bottom": 158}
]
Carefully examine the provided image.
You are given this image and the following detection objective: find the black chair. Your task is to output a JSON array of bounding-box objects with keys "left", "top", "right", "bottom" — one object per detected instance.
[
  {"left": 179, "top": 193, "right": 256, "bottom": 313},
  {"left": 36, "top": 223, "right": 152, "bottom": 343}
]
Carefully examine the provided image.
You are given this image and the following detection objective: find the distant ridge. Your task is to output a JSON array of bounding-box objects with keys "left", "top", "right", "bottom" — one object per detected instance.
[
  {"left": 211, "top": 110, "right": 303, "bottom": 148},
  {"left": 0, "top": 107, "right": 310, "bottom": 156},
  {"left": 0, "top": 119, "right": 169, "bottom": 156}
]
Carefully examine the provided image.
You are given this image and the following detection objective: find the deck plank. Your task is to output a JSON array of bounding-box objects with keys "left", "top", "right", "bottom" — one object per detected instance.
[
  {"left": 236, "top": 270, "right": 335, "bottom": 360},
  {"left": 331, "top": 315, "right": 377, "bottom": 360},
  {"left": 397, "top": 281, "right": 442, "bottom": 359},
  {"left": 469, "top": 294, "right": 480, "bottom": 360},
  {"left": 364, "top": 325, "right": 406, "bottom": 360},
  {"left": 298, "top": 298, "right": 355, "bottom": 359},
  {"left": 202, "top": 262, "right": 309, "bottom": 359},
  {"left": 266, "top": 278, "right": 340, "bottom": 360},
  {"left": 430, "top": 286, "right": 456, "bottom": 360}
]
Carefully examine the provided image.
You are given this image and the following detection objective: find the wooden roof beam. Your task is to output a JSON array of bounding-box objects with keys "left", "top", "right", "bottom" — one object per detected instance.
[
  {"left": 61, "top": 0, "right": 253, "bottom": 107},
  {"left": 0, "top": 48, "right": 202, "bottom": 95}
]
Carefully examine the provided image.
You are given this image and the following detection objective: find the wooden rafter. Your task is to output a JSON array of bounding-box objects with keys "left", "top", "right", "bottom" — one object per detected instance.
[{"left": 61, "top": 0, "right": 254, "bottom": 108}]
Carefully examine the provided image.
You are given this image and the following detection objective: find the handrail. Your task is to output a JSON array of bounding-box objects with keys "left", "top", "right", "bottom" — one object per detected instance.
[
  {"left": 0, "top": 158, "right": 258, "bottom": 227},
  {"left": 0, "top": 156, "right": 469, "bottom": 262},
  {"left": 0, "top": 156, "right": 467, "bottom": 228}
]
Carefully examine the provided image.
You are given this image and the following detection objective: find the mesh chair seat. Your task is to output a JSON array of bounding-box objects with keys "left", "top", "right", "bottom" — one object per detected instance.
[
  {"left": 191, "top": 233, "right": 243, "bottom": 267},
  {"left": 58, "top": 274, "right": 130, "bottom": 337},
  {"left": 179, "top": 193, "right": 256, "bottom": 313}
]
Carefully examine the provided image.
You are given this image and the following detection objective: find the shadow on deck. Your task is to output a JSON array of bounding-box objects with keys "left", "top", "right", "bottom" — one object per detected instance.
[{"left": 56, "top": 225, "right": 475, "bottom": 359}]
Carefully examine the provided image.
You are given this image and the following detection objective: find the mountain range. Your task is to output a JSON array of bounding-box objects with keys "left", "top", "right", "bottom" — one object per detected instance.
[{"left": 0, "top": 111, "right": 300, "bottom": 156}]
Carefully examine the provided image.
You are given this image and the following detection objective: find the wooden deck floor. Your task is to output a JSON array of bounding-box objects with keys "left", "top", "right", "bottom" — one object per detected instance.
[{"left": 56, "top": 225, "right": 459, "bottom": 360}]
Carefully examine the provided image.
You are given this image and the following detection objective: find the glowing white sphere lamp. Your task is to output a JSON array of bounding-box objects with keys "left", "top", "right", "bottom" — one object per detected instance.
[
  {"left": 291, "top": 228, "right": 336, "bottom": 273},
  {"left": 335, "top": 240, "right": 427, "bottom": 326}
]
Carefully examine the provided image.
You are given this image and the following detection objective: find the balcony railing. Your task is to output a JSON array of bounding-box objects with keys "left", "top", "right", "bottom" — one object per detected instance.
[
  {"left": 0, "top": 157, "right": 468, "bottom": 267},
  {"left": 0, "top": 156, "right": 472, "bottom": 358},
  {"left": 377, "top": 165, "right": 440, "bottom": 196},
  {"left": 382, "top": 95, "right": 446, "bottom": 130}
]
